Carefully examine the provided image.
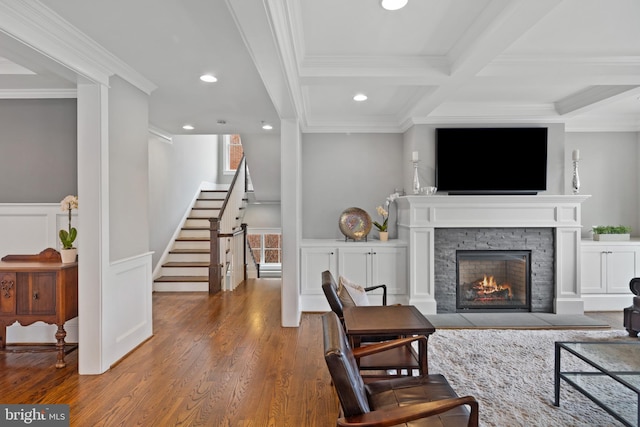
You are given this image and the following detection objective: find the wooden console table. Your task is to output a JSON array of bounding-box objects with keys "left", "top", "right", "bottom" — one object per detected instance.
[{"left": 0, "top": 248, "right": 78, "bottom": 368}]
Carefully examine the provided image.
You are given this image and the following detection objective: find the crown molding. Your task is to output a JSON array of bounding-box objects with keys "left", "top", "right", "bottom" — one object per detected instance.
[
  {"left": 0, "top": 88, "right": 76, "bottom": 98},
  {"left": 0, "top": 0, "right": 156, "bottom": 94}
]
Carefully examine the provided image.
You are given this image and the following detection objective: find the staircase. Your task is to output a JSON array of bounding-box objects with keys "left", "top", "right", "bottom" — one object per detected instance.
[{"left": 153, "top": 189, "right": 227, "bottom": 292}]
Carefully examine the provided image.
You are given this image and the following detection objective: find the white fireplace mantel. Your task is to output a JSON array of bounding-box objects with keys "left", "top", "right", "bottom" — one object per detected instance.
[{"left": 396, "top": 195, "right": 591, "bottom": 315}]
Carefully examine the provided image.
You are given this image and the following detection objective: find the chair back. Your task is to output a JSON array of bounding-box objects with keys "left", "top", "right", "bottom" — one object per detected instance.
[
  {"left": 322, "top": 311, "right": 370, "bottom": 417},
  {"left": 322, "top": 270, "right": 344, "bottom": 321}
]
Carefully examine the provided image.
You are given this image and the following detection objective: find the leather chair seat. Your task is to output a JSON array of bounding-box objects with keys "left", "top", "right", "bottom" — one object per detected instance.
[{"left": 366, "top": 375, "right": 472, "bottom": 427}]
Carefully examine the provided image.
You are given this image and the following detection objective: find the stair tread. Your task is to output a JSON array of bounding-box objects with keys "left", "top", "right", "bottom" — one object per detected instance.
[
  {"left": 163, "top": 262, "right": 209, "bottom": 267},
  {"left": 154, "top": 276, "right": 208, "bottom": 282},
  {"left": 181, "top": 226, "right": 209, "bottom": 230},
  {"left": 169, "top": 249, "right": 210, "bottom": 254},
  {"left": 176, "top": 237, "right": 210, "bottom": 241}
]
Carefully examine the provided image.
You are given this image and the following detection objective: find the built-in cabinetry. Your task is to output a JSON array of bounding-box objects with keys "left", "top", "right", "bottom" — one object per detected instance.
[
  {"left": 300, "top": 239, "right": 407, "bottom": 311},
  {"left": 581, "top": 239, "right": 639, "bottom": 310}
]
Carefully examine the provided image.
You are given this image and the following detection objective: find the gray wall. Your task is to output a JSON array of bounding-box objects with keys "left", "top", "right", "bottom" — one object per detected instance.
[
  {"left": 302, "top": 133, "right": 404, "bottom": 239},
  {"left": 0, "top": 98, "right": 77, "bottom": 202},
  {"left": 148, "top": 134, "right": 219, "bottom": 268},
  {"left": 109, "top": 76, "right": 150, "bottom": 261},
  {"left": 566, "top": 131, "right": 639, "bottom": 237}
]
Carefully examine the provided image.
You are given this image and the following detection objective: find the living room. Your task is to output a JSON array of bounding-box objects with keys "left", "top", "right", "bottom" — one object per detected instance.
[{"left": 0, "top": 1, "right": 639, "bottom": 425}]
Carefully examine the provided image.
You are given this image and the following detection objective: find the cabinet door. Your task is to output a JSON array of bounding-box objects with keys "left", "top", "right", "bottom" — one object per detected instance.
[
  {"left": 371, "top": 246, "right": 407, "bottom": 296},
  {"left": 338, "top": 247, "right": 371, "bottom": 287},
  {"left": 16, "top": 272, "right": 56, "bottom": 315},
  {"left": 606, "top": 249, "right": 637, "bottom": 293},
  {"left": 300, "top": 247, "right": 337, "bottom": 294},
  {"left": 0, "top": 272, "right": 16, "bottom": 314},
  {"left": 581, "top": 247, "right": 606, "bottom": 294}
]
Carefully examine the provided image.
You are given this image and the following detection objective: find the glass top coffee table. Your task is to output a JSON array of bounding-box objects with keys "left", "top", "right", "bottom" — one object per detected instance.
[{"left": 554, "top": 341, "right": 640, "bottom": 426}]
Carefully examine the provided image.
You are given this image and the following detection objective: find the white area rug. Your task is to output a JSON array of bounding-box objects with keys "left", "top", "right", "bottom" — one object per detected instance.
[{"left": 428, "top": 329, "right": 635, "bottom": 427}]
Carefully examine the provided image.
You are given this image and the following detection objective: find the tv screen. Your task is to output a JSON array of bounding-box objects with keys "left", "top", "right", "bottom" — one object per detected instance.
[{"left": 435, "top": 127, "right": 547, "bottom": 195}]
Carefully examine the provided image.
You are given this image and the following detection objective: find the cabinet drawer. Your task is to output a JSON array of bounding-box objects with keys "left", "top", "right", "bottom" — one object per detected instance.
[
  {"left": 0, "top": 272, "right": 16, "bottom": 314},
  {"left": 16, "top": 272, "right": 56, "bottom": 315}
]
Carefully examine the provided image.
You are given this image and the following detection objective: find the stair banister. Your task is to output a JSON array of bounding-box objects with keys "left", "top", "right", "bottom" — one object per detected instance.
[{"left": 209, "top": 156, "right": 247, "bottom": 292}]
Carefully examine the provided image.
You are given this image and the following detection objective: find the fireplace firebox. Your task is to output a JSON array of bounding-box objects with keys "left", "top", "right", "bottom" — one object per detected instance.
[{"left": 456, "top": 250, "right": 531, "bottom": 312}]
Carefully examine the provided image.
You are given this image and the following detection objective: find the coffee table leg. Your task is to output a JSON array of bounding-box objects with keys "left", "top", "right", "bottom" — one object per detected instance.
[{"left": 554, "top": 342, "right": 560, "bottom": 406}]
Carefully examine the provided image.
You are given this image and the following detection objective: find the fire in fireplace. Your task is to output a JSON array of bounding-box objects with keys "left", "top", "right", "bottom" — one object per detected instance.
[{"left": 456, "top": 250, "right": 531, "bottom": 312}]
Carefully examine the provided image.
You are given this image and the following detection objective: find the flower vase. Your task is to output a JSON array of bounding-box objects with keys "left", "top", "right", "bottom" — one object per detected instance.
[
  {"left": 61, "top": 248, "right": 77, "bottom": 263},
  {"left": 379, "top": 231, "right": 388, "bottom": 241}
]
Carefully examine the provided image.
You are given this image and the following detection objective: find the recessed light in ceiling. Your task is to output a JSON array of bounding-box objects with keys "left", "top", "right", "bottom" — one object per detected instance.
[
  {"left": 262, "top": 122, "right": 273, "bottom": 130},
  {"left": 381, "top": 0, "right": 408, "bottom": 10},
  {"left": 353, "top": 93, "right": 368, "bottom": 102},
  {"left": 182, "top": 124, "right": 194, "bottom": 130},
  {"left": 200, "top": 74, "right": 217, "bottom": 83}
]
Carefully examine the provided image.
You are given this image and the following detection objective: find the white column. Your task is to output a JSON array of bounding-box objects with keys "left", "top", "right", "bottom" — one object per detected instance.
[
  {"left": 554, "top": 226, "right": 585, "bottom": 314},
  {"left": 280, "top": 119, "right": 301, "bottom": 327},
  {"left": 77, "top": 82, "right": 110, "bottom": 374}
]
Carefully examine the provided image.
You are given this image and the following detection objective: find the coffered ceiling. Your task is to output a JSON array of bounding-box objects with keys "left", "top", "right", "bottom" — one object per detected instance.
[{"left": 1, "top": 0, "right": 639, "bottom": 135}]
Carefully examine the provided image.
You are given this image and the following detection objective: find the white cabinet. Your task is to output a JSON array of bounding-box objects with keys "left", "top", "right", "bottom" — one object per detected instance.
[
  {"left": 581, "top": 240, "right": 640, "bottom": 294},
  {"left": 300, "top": 245, "right": 337, "bottom": 295},
  {"left": 300, "top": 240, "right": 407, "bottom": 300},
  {"left": 338, "top": 246, "right": 407, "bottom": 296}
]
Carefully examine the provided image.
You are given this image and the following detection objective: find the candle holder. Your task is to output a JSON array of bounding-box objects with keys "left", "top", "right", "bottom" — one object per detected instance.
[
  {"left": 412, "top": 160, "right": 420, "bottom": 195},
  {"left": 572, "top": 160, "right": 580, "bottom": 194}
]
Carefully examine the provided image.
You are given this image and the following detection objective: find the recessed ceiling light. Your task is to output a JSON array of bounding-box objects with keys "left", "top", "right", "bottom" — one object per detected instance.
[
  {"left": 381, "top": 0, "right": 408, "bottom": 10},
  {"left": 200, "top": 74, "right": 217, "bottom": 83},
  {"left": 353, "top": 93, "right": 368, "bottom": 102},
  {"left": 262, "top": 122, "right": 273, "bottom": 130},
  {"left": 182, "top": 124, "right": 194, "bottom": 130}
]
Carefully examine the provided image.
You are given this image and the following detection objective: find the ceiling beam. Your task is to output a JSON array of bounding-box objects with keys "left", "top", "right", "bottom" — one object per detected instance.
[
  {"left": 555, "top": 85, "right": 640, "bottom": 116},
  {"left": 405, "top": 0, "right": 562, "bottom": 121}
]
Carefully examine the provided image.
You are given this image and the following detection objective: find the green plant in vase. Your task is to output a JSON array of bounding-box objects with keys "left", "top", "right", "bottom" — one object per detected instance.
[
  {"left": 59, "top": 195, "right": 78, "bottom": 249},
  {"left": 373, "top": 205, "right": 388, "bottom": 232}
]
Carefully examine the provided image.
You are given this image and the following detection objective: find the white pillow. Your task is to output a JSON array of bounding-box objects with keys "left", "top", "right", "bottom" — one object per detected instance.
[{"left": 339, "top": 275, "right": 370, "bottom": 306}]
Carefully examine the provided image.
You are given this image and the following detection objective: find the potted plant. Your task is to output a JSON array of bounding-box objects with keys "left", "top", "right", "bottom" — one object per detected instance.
[
  {"left": 592, "top": 225, "right": 631, "bottom": 241},
  {"left": 373, "top": 205, "right": 389, "bottom": 241},
  {"left": 59, "top": 195, "right": 78, "bottom": 262}
]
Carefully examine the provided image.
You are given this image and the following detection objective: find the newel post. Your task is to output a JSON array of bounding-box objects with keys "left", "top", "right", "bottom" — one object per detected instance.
[
  {"left": 241, "top": 223, "right": 248, "bottom": 282},
  {"left": 209, "top": 218, "right": 222, "bottom": 294}
]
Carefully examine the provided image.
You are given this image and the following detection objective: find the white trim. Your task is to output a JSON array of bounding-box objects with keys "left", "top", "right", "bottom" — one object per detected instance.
[{"left": 0, "top": 0, "right": 156, "bottom": 94}]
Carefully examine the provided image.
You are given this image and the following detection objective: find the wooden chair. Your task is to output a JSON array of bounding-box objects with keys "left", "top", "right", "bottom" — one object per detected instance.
[
  {"left": 321, "top": 270, "right": 423, "bottom": 377},
  {"left": 322, "top": 311, "right": 479, "bottom": 427}
]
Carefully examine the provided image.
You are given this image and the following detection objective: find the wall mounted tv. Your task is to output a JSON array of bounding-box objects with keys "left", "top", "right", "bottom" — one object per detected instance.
[{"left": 435, "top": 127, "right": 548, "bottom": 195}]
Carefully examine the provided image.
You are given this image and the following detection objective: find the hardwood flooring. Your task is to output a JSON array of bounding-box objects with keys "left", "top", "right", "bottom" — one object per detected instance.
[
  {"left": 1, "top": 277, "right": 628, "bottom": 426},
  {"left": 0, "top": 279, "right": 339, "bottom": 426}
]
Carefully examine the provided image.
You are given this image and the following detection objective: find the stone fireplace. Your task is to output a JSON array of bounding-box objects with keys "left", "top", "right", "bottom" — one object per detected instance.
[
  {"left": 456, "top": 250, "right": 531, "bottom": 312},
  {"left": 396, "top": 195, "right": 589, "bottom": 315},
  {"left": 435, "top": 228, "right": 554, "bottom": 313}
]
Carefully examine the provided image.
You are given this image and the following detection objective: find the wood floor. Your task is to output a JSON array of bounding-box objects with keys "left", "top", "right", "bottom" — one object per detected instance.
[
  {"left": 1, "top": 278, "right": 627, "bottom": 426},
  {"left": 0, "top": 279, "right": 339, "bottom": 426}
]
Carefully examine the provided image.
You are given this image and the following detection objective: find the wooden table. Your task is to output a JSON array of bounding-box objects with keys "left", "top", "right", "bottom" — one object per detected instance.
[
  {"left": 0, "top": 249, "right": 78, "bottom": 368},
  {"left": 343, "top": 305, "right": 436, "bottom": 374}
]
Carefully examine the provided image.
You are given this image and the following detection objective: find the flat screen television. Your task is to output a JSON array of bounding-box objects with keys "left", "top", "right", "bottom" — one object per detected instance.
[{"left": 435, "top": 127, "right": 548, "bottom": 195}]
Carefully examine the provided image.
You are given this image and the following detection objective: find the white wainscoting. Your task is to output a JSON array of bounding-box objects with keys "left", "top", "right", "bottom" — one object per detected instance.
[
  {"left": 104, "top": 252, "right": 154, "bottom": 366},
  {"left": 0, "top": 203, "right": 79, "bottom": 343}
]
